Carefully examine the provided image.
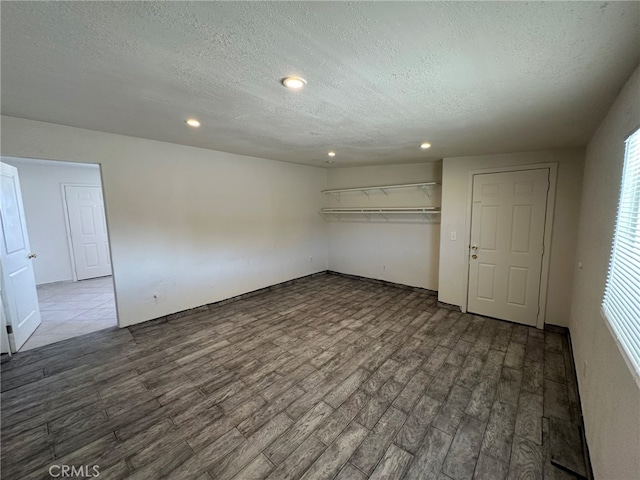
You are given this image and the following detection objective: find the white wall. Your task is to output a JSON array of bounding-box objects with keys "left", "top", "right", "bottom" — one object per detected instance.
[
  {"left": 438, "top": 149, "right": 584, "bottom": 327},
  {"left": 326, "top": 163, "right": 442, "bottom": 290},
  {"left": 0, "top": 116, "right": 328, "bottom": 327},
  {"left": 570, "top": 66, "right": 640, "bottom": 480},
  {"left": 1, "top": 157, "right": 102, "bottom": 285}
]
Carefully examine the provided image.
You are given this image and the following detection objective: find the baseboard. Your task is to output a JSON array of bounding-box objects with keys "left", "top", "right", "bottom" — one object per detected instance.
[
  {"left": 544, "top": 323, "right": 570, "bottom": 335},
  {"left": 36, "top": 278, "right": 75, "bottom": 287},
  {"left": 128, "top": 270, "right": 330, "bottom": 331},
  {"left": 562, "top": 326, "right": 595, "bottom": 480},
  {"left": 326, "top": 270, "right": 438, "bottom": 296},
  {"left": 129, "top": 270, "right": 443, "bottom": 331},
  {"left": 436, "top": 301, "right": 462, "bottom": 311}
]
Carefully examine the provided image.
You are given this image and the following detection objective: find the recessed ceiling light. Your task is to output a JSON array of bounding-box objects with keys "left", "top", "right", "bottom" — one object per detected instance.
[
  {"left": 186, "top": 118, "right": 201, "bottom": 127},
  {"left": 326, "top": 160, "right": 335, "bottom": 164},
  {"left": 328, "top": 151, "right": 336, "bottom": 157},
  {"left": 420, "top": 142, "right": 431, "bottom": 149},
  {"left": 281, "top": 76, "right": 307, "bottom": 89}
]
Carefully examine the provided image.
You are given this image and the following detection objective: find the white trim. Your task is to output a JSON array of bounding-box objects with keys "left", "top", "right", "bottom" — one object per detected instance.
[
  {"left": 463, "top": 162, "right": 558, "bottom": 329},
  {"left": 601, "top": 307, "right": 640, "bottom": 390},
  {"left": 98, "top": 165, "right": 121, "bottom": 329},
  {"left": 3, "top": 156, "right": 99, "bottom": 170}
]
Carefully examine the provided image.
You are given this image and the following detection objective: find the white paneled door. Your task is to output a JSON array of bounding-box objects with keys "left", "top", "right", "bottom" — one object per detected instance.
[
  {"left": 0, "top": 163, "right": 41, "bottom": 351},
  {"left": 467, "top": 169, "right": 550, "bottom": 326},
  {"left": 64, "top": 185, "right": 112, "bottom": 281}
]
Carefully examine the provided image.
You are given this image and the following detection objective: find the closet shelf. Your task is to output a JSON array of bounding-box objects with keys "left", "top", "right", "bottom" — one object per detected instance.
[
  {"left": 321, "top": 207, "right": 440, "bottom": 213},
  {"left": 319, "top": 207, "right": 441, "bottom": 222},
  {"left": 322, "top": 182, "right": 440, "bottom": 201}
]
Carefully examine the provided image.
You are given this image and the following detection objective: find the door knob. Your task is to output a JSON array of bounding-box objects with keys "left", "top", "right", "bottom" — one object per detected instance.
[
  {"left": 471, "top": 254, "right": 478, "bottom": 259},
  {"left": 471, "top": 245, "right": 478, "bottom": 250},
  {"left": 28, "top": 253, "right": 37, "bottom": 259}
]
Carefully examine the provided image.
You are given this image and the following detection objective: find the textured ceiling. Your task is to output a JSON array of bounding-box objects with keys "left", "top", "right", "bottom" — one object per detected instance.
[{"left": 1, "top": 2, "right": 639, "bottom": 167}]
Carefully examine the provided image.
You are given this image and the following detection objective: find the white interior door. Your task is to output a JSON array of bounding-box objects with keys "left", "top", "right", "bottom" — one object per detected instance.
[
  {"left": 64, "top": 185, "right": 112, "bottom": 280},
  {"left": 0, "top": 162, "right": 41, "bottom": 351},
  {"left": 467, "top": 169, "right": 549, "bottom": 326}
]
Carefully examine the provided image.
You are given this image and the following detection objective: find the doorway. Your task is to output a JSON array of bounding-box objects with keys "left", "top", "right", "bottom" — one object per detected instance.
[
  {"left": 0, "top": 157, "right": 117, "bottom": 352},
  {"left": 0, "top": 162, "right": 41, "bottom": 351},
  {"left": 466, "top": 167, "right": 554, "bottom": 327}
]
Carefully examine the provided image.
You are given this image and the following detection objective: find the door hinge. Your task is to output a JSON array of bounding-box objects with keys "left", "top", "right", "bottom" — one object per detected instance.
[{"left": 6, "top": 325, "right": 13, "bottom": 334}]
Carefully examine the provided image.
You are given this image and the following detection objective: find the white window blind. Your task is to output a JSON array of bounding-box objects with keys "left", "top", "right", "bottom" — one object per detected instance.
[{"left": 603, "top": 127, "right": 640, "bottom": 374}]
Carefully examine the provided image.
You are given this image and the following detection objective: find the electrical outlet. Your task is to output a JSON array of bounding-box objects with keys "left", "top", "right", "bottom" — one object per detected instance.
[
  {"left": 383, "top": 265, "right": 387, "bottom": 270},
  {"left": 153, "top": 293, "right": 160, "bottom": 304},
  {"left": 309, "top": 256, "right": 313, "bottom": 263}
]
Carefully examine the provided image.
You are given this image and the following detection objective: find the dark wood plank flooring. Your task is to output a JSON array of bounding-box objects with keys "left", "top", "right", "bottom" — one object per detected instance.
[{"left": 1, "top": 273, "right": 586, "bottom": 479}]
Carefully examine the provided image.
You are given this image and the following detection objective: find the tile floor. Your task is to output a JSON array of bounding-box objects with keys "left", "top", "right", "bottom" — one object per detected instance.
[
  {"left": 1, "top": 273, "right": 587, "bottom": 479},
  {"left": 20, "top": 276, "right": 117, "bottom": 351}
]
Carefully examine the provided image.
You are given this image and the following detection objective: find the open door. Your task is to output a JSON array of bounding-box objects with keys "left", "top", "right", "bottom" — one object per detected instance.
[{"left": 0, "top": 162, "right": 41, "bottom": 351}]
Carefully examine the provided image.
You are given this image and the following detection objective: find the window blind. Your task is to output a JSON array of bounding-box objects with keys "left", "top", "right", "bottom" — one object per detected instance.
[{"left": 603, "top": 127, "right": 640, "bottom": 374}]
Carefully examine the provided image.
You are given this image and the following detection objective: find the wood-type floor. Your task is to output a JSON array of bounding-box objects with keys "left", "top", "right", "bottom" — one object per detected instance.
[{"left": 1, "top": 273, "right": 585, "bottom": 480}]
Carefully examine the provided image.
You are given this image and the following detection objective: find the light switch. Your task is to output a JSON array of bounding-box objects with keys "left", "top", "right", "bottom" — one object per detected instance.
[{"left": 450, "top": 231, "right": 457, "bottom": 241}]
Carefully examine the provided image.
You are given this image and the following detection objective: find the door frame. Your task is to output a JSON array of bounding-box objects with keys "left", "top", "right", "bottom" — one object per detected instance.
[
  {"left": 1, "top": 293, "right": 11, "bottom": 355},
  {"left": 0, "top": 157, "right": 121, "bottom": 336},
  {"left": 462, "top": 163, "right": 558, "bottom": 329},
  {"left": 61, "top": 174, "right": 121, "bottom": 329}
]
